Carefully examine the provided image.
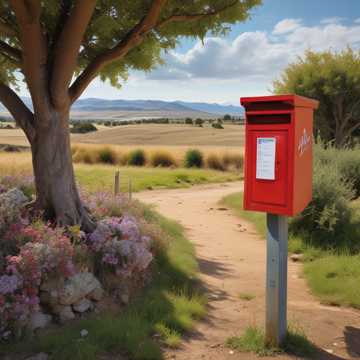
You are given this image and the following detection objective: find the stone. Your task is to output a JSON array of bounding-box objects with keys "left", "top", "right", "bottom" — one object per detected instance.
[
  {"left": 58, "top": 306, "right": 75, "bottom": 322},
  {"left": 28, "top": 311, "right": 52, "bottom": 331},
  {"left": 26, "top": 353, "right": 49, "bottom": 360},
  {"left": 58, "top": 272, "right": 102, "bottom": 305},
  {"left": 73, "top": 298, "right": 92, "bottom": 313},
  {"left": 0, "top": 188, "right": 27, "bottom": 210},
  {"left": 290, "top": 253, "right": 304, "bottom": 262},
  {"left": 80, "top": 329, "right": 89, "bottom": 337},
  {"left": 88, "top": 286, "right": 104, "bottom": 301},
  {"left": 120, "top": 294, "right": 129, "bottom": 305}
]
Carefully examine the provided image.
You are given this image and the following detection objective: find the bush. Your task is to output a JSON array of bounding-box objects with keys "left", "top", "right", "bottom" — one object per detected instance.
[
  {"left": 98, "top": 147, "right": 119, "bottom": 165},
  {"left": 212, "top": 122, "right": 224, "bottom": 129},
  {"left": 290, "top": 152, "right": 356, "bottom": 249},
  {"left": 72, "top": 148, "right": 99, "bottom": 164},
  {"left": 70, "top": 122, "right": 97, "bottom": 134},
  {"left": 151, "top": 151, "right": 176, "bottom": 167},
  {"left": 222, "top": 153, "right": 244, "bottom": 171},
  {"left": 184, "top": 149, "right": 203, "bottom": 168},
  {"left": 206, "top": 153, "right": 225, "bottom": 171},
  {"left": 195, "top": 118, "right": 204, "bottom": 127},
  {"left": 185, "top": 118, "right": 193, "bottom": 125},
  {"left": 128, "top": 149, "right": 146, "bottom": 166}
]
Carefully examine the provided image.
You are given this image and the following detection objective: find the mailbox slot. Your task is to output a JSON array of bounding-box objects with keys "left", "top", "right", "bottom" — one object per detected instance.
[{"left": 247, "top": 114, "right": 291, "bottom": 124}]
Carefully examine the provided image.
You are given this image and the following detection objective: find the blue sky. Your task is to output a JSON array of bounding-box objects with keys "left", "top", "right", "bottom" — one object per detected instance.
[{"left": 34, "top": 0, "right": 360, "bottom": 106}]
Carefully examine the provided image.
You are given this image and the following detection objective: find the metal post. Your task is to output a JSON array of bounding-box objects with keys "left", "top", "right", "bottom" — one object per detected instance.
[
  {"left": 128, "top": 178, "right": 132, "bottom": 201},
  {"left": 114, "top": 171, "right": 120, "bottom": 196},
  {"left": 265, "top": 213, "right": 288, "bottom": 347}
]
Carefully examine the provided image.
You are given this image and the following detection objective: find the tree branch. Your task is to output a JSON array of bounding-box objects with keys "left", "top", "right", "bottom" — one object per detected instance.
[
  {"left": 69, "top": 0, "right": 168, "bottom": 103},
  {"left": 0, "top": 18, "right": 17, "bottom": 37},
  {"left": 0, "top": 40, "right": 22, "bottom": 62},
  {"left": 156, "top": 1, "right": 238, "bottom": 28},
  {"left": 10, "top": 0, "right": 51, "bottom": 120},
  {"left": 0, "top": 82, "right": 35, "bottom": 143},
  {"left": 50, "top": 0, "right": 96, "bottom": 109}
]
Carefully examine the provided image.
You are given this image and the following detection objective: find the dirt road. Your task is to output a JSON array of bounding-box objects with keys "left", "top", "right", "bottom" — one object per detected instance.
[{"left": 137, "top": 182, "right": 360, "bottom": 359}]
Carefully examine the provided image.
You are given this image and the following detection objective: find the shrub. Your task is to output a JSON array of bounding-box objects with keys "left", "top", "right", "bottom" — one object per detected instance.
[
  {"left": 184, "top": 149, "right": 203, "bottom": 168},
  {"left": 212, "top": 122, "right": 224, "bottom": 129},
  {"left": 195, "top": 118, "right": 204, "bottom": 127},
  {"left": 206, "top": 153, "right": 225, "bottom": 171},
  {"left": 98, "top": 147, "right": 119, "bottom": 165},
  {"left": 151, "top": 151, "right": 176, "bottom": 167},
  {"left": 185, "top": 118, "right": 193, "bottom": 125},
  {"left": 290, "top": 154, "right": 356, "bottom": 249},
  {"left": 72, "top": 148, "right": 99, "bottom": 164},
  {"left": 70, "top": 122, "right": 97, "bottom": 134},
  {"left": 128, "top": 149, "right": 146, "bottom": 166},
  {"left": 222, "top": 153, "right": 244, "bottom": 171}
]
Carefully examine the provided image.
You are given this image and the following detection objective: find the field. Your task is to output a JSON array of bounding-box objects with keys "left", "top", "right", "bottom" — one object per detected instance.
[
  {"left": 0, "top": 152, "right": 240, "bottom": 193},
  {"left": 0, "top": 123, "right": 245, "bottom": 148}
]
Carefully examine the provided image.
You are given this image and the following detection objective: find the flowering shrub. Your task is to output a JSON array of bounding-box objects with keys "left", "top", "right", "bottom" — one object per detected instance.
[
  {"left": 0, "top": 175, "right": 34, "bottom": 198},
  {"left": 88, "top": 216, "right": 153, "bottom": 278},
  {"left": 0, "top": 223, "right": 75, "bottom": 339},
  {"left": 0, "top": 181, "right": 155, "bottom": 340}
]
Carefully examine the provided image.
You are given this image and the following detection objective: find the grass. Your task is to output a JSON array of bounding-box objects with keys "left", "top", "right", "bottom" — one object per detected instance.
[
  {"left": 0, "top": 207, "right": 206, "bottom": 360},
  {"left": 0, "top": 152, "right": 241, "bottom": 193},
  {"left": 227, "top": 325, "right": 316, "bottom": 358},
  {"left": 221, "top": 192, "right": 360, "bottom": 309},
  {"left": 238, "top": 293, "right": 255, "bottom": 301}
]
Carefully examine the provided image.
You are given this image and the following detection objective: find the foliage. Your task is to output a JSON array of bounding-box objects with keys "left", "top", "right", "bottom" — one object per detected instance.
[
  {"left": 185, "top": 118, "right": 193, "bottom": 125},
  {"left": 184, "top": 149, "right": 204, "bottom": 168},
  {"left": 150, "top": 150, "right": 176, "bottom": 167},
  {"left": 227, "top": 325, "right": 315, "bottom": 358},
  {"left": 70, "top": 123, "right": 98, "bottom": 134},
  {"left": 195, "top": 118, "right": 204, "bottom": 127},
  {"left": 222, "top": 153, "right": 244, "bottom": 171},
  {"left": 206, "top": 153, "right": 225, "bottom": 171},
  {"left": 273, "top": 48, "right": 360, "bottom": 147},
  {"left": 128, "top": 149, "right": 147, "bottom": 166},
  {"left": 97, "top": 147, "right": 119, "bottom": 165},
  {"left": 1, "top": 199, "right": 206, "bottom": 359},
  {"left": 212, "top": 122, "right": 224, "bottom": 129}
]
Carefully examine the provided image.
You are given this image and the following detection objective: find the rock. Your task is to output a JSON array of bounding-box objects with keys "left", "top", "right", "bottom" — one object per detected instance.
[
  {"left": 0, "top": 188, "right": 27, "bottom": 210},
  {"left": 26, "top": 353, "right": 48, "bottom": 360},
  {"left": 58, "top": 272, "right": 102, "bottom": 305},
  {"left": 80, "top": 329, "right": 89, "bottom": 337},
  {"left": 88, "top": 286, "right": 104, "bottom": 301},
  {"left": 290, "top": 253, "right": 304, "bottom": 262},
  {"left": 120, "top": 294, "right": 129, "bottom": 305},
  {"left": 73, "top": 298, "right": 92, "bottom": 313},
  {"left": 29, "top": 311, "right": 52, "bottom": 331},
  {"left": 57, "top": 306, "right": 75, "bottom": 322}
]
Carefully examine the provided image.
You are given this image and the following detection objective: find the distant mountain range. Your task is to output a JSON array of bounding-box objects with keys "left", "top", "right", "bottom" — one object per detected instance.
[{"left": 0, "top": 97, "right": 244, "bottom": 117}]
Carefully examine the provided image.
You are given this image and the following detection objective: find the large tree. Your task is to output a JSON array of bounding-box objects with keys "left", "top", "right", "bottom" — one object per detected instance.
[
  {"left": 273, "top": 48, "right": 360, "bottom": 148},
  {"left": 0, "top": 0, "right": 260, "bottom": 231}
]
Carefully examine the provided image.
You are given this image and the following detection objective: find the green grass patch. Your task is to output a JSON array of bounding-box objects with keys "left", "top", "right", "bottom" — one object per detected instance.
[
  {"left": 238, "top": 293, "right": 255, "bottom": 301},
  {"left": 221, "top": 192, "right": 266, "bottom": 236},
  {"left": 227, "top": 325, "right": 316, "bottom": 358},
  {"left": 0, "top": 209, "right": 206, "bottom": 360},
  {"left": 221, "top": 192, "right": 360, "bottom": 309},
  {"left": 75, "top": 164, "right": 240, "bottom": 193}
]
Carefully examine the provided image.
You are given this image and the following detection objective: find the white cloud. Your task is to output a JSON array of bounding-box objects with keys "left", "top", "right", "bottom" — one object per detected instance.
[
  {"left": 320, "top": 17, "right": 345, "bottom": 24},
  {"left": 272, "top": 18, "right": 302, "bottom": 35},
  {"left": 355, "top": 18, "right": 360, "bottom": 24},
  {"left": 147, "top": 18, "right": 360, "bottom": 85}
]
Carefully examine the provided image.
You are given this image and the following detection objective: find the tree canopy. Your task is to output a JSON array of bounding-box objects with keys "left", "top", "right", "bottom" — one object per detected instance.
[{"left": 273, "top": 48, "right": 360, "bottom": 147}]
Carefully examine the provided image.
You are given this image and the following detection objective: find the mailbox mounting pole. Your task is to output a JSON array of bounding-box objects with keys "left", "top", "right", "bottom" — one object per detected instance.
[{"left": 265, "top": 213, "right": 288, "bottom": 346}]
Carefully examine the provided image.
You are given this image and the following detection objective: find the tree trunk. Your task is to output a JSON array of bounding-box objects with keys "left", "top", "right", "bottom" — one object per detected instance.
[{"left": 31, "top": 108, "right": 95, "bottom": 232}]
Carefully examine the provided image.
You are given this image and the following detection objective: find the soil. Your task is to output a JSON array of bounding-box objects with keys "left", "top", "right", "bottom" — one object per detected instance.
[{"left": 137, "top": 182, "right": 360, "bottom": 360}]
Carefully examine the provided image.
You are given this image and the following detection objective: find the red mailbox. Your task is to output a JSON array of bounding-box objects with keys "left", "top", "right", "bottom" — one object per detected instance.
[{"left": 241, "top": 95, "right": 319, "bottom": 216}]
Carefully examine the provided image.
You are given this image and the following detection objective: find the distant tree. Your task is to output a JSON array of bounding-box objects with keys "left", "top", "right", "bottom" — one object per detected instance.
[
  {"left": 274, "top": 48, "right": 360, "bottom": 148},
  {"left": 185, "top": 117, "right": 193, "bottom": 125},
  {"left": 223, "top": 114, "right": 231, "bottom": 121},
  {"left": 70, "top": 122, "right": 97, "bottom": 134},
  {"left": 0, "top": 0, "right": 261, "bottom": 230},
  {"left": 195, "top": 118, "right": 204, "bottom": 127}
]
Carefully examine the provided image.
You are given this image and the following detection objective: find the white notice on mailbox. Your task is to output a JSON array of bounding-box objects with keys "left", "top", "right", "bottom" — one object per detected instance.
[{"left": 256, "top": 138, "right": 276, "bottom": 180}]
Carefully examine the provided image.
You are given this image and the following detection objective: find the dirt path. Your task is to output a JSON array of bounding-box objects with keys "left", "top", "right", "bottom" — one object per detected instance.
[{"left": 136, "top": 182, "right": 360, "bottom": 360}]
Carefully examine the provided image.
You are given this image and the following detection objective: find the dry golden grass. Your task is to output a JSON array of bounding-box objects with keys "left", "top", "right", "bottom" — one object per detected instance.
[{"left": 0, "top": 123, "right": 245, "bottom": 148}]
